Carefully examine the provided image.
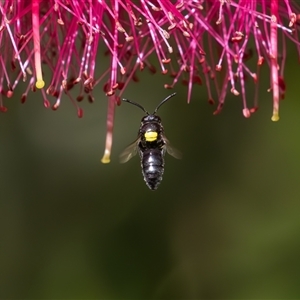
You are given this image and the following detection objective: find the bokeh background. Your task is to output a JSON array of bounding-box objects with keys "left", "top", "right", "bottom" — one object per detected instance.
[{"left": 1, "top": 43, "right": 300, "bottom": 299}]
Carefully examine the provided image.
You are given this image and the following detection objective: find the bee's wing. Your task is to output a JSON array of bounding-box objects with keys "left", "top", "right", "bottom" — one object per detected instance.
[
  {"left": 119, "top": 137, "right": 140, "bottom": 163},
  {"left": 163, "top": 135, "right": 182, "bottom": 159}
]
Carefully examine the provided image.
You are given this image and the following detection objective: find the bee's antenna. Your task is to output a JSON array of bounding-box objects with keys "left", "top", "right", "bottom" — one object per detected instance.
[
  {"left": 122, "top": 98, "right": 149, "bottom": 115},
  {"left": 153, "top": 93, "right": 176, "bottom": 114}
]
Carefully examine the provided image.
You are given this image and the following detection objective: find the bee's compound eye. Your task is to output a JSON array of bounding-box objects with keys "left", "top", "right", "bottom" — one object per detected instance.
[{"left": 144, "top": 131, "right": 158, "bottom": 142}]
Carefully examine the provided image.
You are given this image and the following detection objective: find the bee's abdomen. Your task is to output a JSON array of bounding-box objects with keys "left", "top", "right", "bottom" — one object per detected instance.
[{"left": 141, "top": 149, "right": 164, "bottom": 190}]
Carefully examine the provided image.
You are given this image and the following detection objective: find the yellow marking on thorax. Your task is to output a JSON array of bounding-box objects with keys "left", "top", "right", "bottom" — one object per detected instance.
[{"left": 144, "top": 131, "right": 158, "bottom": 142}]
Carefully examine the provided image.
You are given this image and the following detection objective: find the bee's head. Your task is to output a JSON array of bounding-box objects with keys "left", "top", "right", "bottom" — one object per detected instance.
[{"left": 141, "top": 114, "right": 161, "bottom": 123}]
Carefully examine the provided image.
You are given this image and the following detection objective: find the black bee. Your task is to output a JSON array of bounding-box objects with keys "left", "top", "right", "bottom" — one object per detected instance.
[{"left": 120, "top": 93, "right": 181, "bottom": 190}]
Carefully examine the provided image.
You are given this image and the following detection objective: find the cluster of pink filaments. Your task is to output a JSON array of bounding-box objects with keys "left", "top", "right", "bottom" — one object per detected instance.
[{"left": 0, "top": 0, "right": 299, "bottom": 162}]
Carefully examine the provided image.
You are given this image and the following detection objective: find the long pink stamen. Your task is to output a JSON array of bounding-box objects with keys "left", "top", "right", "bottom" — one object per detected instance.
[
  {"left": 101, "top": 97, "right": 116, "bottom": 164},
  {"left": 270, "top": 0, "right": 279, "bottom": 121},
  {"left": 32, "top": 0, "right": 45, "bottom": 89}
]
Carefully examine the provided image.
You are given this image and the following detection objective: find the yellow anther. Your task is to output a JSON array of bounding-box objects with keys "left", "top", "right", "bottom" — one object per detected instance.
[
  {"left": 271, "top": 113, "right": 279, "bottom": 122},
  {"left": 35, "top": 79, "right": 45, "bottom": 89},
  {"left": 101, "top": 150, "right": 111, "bottom": 164}
]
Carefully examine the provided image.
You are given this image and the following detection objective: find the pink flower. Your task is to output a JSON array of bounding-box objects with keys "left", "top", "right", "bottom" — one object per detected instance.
[{"left": 0, "top": 0, "right": 299, "bottom": 162}]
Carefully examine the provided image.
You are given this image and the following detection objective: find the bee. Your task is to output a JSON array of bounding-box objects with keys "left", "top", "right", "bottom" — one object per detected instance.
[{"left": 120, "top": 92, "right": 181, "bottom": 190}]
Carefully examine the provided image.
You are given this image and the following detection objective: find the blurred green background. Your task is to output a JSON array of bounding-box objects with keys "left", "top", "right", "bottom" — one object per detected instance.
[{"left": 1, "top": 46, "right": 300, "bottom": 299}]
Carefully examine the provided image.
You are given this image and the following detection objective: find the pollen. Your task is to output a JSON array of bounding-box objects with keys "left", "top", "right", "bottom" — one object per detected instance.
[{"left": 145, "top": 131, "right": 158, "bottom": 142}]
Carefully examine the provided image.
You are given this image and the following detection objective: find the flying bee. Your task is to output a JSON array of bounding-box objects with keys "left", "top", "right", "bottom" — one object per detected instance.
[{"left": 120, "top": 92, "right": 181, "bottom": 190}]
